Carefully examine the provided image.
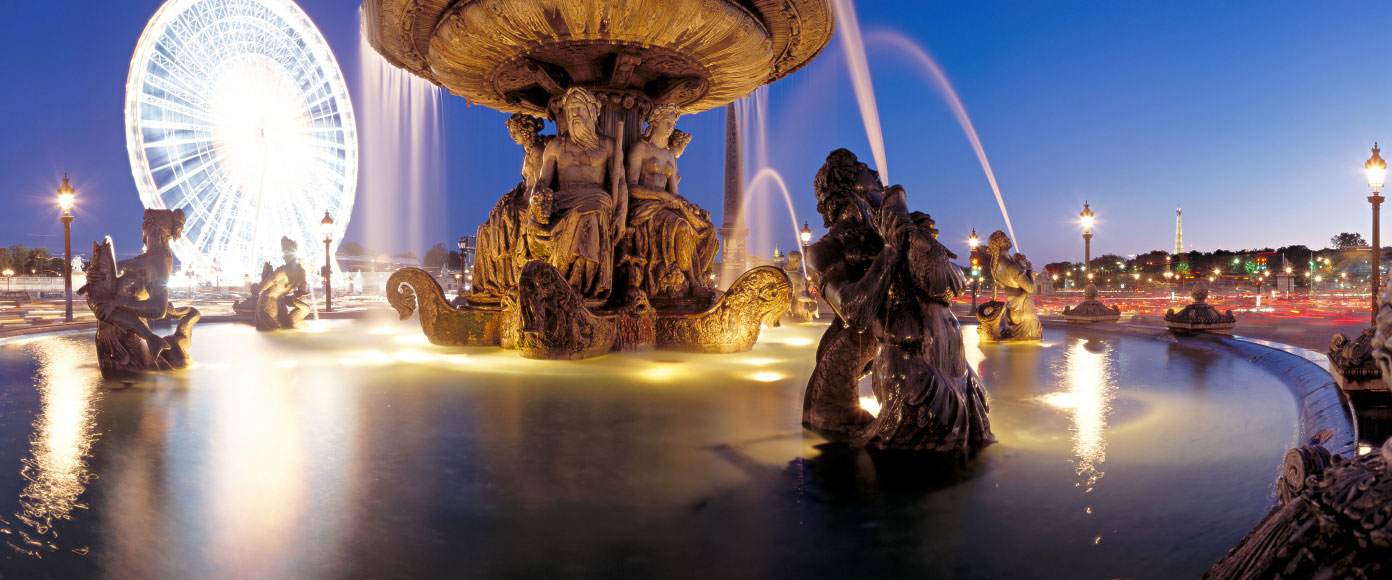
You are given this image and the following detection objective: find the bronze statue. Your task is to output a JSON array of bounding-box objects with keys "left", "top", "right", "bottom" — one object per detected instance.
[
  {"left": 802, "top": 149, "right": 993, "bottom": 455},
  {"left": 976, "top": 231, "right": 1041, "bottom": 341},
  {"left": 77, "top": 209, "right": 200, "bottom": 377},
  {"left": 622, "top": 104, "right": 718, "bottom": 302},
  {"left": 253, "top": 237, "right": 312, "bottom": 331},
  {"left": 231, "top": 262, "right": 273, "bottom": 315},
  {"left": 473, "top": 114, "right": 552, "bottom": 297},
  {"left": 524, "top": 87, "right": 624, "bottom": 300},
  {"left": 782, "top": 250, "right": 818, "bottom": 323}
]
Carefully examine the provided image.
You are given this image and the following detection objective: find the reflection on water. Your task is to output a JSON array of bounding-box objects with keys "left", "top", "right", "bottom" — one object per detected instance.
[
  {"left": 8, "top": 338, "right": 102, "bottom": 557},
  {"left": 0, "top": 319, "right": 1303, "bottom": 578},
  {"left": 1043, "top": 339, "right": 1117, "bottom": 489}
]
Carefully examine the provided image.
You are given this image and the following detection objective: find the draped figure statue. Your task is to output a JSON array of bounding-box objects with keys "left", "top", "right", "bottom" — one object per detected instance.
[
  {"left": 522, "top": 87, "right": 624, "bottom": 300},
  {"left": 622, "top": 104, "right": 718, "bottom": 302},
  {"left": 472, "top": 114, "right": 551, "bottom": 298}
]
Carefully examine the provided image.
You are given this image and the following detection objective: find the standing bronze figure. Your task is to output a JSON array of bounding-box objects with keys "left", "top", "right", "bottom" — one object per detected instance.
[{"left": 802, "top": 149, "right": 993, "bottom": 456}]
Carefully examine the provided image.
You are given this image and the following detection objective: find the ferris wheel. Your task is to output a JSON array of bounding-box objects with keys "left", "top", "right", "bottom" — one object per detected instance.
[{"left": 125, "top": 0, "right": 356, "bottom": 280}]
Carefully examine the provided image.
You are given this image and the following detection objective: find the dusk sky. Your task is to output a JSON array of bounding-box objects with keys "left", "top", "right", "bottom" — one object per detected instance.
[{"left": 2, "top": 1, "right": 1390, "bottom": 266}]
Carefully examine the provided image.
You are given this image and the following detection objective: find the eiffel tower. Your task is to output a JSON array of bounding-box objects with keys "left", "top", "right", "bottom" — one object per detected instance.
[{"left": 1174, "top": 207, "right": 1184, "bottom": 256}]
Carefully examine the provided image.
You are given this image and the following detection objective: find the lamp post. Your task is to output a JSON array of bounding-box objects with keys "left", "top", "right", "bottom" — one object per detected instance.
[
  {"left": 2, "top": 269, "right": 11, "bottom": 292},
  {"left": 1366, "top": 143, "right": 1386, "bottom": 326},
  {"left": 1080, "top": 201, "right": 1094, "bottom": 276},
  {"left": 968, "top": 229, "right": 980, "bottom": 308},
  {"left": 57, "top": 175, "right": 75, "bottom": 322},
  {"left": 320, "top": 211, "right": 333, "bottom": 312},
  {"left": 799, "top": 221, "right": 813, "bottom": 282}
]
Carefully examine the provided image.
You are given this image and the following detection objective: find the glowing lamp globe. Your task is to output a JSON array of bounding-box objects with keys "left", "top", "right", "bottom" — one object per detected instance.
[
  {"left": 1079, "top": 201, "right": 1095, "bottom": 231},
  {"left": 1367, "top": 143, "right": 1387, "bottom": 190},
  {"left": 57, "top": 175, "right": 75, "bottom": 212},
  {"left": 321, "top": 211, "right": 335, "bottom": 241}
]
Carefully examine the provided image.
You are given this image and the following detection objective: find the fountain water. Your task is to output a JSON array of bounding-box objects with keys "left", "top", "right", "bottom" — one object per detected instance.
[
  {"left": 829, "top": 0, "right": 888, "bottom": 186},
  {"left": 356, "top": 10, "right": 447, "bottom": 258},
  {"left": 733, "top": 89, "right": 805, "bottom": 261},
  {"left": 869, "top": 30, "right": 1019, "bottom": 250}
]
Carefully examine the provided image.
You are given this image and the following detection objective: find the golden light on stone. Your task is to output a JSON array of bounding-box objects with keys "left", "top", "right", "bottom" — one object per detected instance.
[{"left": 363, "top": 0, "right": 834, "bottom": 116}]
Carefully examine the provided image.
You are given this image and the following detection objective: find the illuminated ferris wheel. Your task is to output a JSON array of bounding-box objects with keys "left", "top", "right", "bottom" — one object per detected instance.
[{"left": 124, "top": 0, "right": 356, "bottom": 279}]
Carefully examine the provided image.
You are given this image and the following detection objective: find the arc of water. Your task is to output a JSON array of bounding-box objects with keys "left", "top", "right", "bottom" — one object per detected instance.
[
  {"left": 742, "top": 168, "right": 804, "bottom": 261},
  {"left": 830, "top": 0, "right": 888, "bottom": 186},
  {"left": 869, "top": 30, "right": 1019, "bottom": 251}
]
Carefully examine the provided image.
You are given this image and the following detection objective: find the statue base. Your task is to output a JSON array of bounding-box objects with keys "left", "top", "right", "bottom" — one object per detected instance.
[
  {"left": 388, "top": 263, "right": 791, "bottom": 360},
  {"left": 1164, "top": 303, "right": 1236, "bottom": 334},
  {"left": 975, "top": 300, "right": 1042, "bottom": 342},
  {"left": 1061, "top": 299, "right": 1121, "bottom": 323}
]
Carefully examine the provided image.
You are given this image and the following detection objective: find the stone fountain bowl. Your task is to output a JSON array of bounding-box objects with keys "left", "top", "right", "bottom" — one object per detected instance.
[{"left": 361, "top": 0, "right": 835, "bottom": 115}]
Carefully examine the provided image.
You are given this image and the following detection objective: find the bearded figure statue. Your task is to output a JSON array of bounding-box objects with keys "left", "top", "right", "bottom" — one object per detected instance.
[
  {"left": 254, "top": 236, "right": 312, "bottom": 331},
  {"left": 523, "top": 87, "right": 624, "bottom": 300},
  {"left": 472, "top": 113, "right": 552, "bottom": 298},
  {"left": 622, "top": 104, "right": 718, "bottom": 303}
]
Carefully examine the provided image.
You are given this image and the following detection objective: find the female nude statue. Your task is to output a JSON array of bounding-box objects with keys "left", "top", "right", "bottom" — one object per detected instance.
[
  {"left": 623, "top": 104, "right": 717, "bottom": 301},
  {"left": 977, "top": 230, "right": 1042, "bottom": 341}
]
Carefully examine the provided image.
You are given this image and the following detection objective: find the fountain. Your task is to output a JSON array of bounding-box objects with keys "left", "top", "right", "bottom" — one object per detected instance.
[
  {"left": 0, "top": 1, "right": 1377, "bottom": 577},
  {"left": 363, "top": 0, "right": 836, "bottom": 359},
  {"left": 1164, "top": 281, "right": 1237, "bottom": 334},
  {"left": 1062, "top": 283, "right": 1122, "bottom": 323}
]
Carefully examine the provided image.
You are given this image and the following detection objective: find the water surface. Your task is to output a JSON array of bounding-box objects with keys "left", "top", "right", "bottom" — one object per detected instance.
[{"left": 0, "top": 320, "right": 1296, "bottom": 578}]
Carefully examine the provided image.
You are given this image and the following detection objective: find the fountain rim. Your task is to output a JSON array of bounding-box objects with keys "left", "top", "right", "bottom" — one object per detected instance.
[{"left": 360, "top": 0, "right": 836, "bottom": 115}]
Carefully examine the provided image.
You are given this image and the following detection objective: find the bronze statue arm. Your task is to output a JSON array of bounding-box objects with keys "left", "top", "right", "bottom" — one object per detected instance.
[
  {"left": 815, "top": 242, "right": 897, "bottom": 332},
  {"left": 115, "top": 287, "right": 171, "bottom": 319},
  {"left": 532, "top": 142, "right": 558, "bottom": 196}
]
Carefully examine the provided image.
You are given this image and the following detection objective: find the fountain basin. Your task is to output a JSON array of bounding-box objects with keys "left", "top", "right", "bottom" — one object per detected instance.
[{"left": 0, "top": 318, "right": 1350, "bottom": 578}]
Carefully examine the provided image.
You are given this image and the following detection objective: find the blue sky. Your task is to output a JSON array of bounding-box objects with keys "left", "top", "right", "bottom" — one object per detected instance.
[{"left": 2, "top": 1, "right": 1389, "bottom": 266}]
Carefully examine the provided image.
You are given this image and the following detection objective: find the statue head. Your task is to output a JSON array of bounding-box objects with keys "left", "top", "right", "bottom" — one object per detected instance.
[
  {"left": 669, "top": 129, "right": 692, "bottom": 158},
  {"left": 1085, "top": 283, "right": 1099, "bottom": 300},
  {"left": 987, "top": 230, "right": 1012, "bottom": 256},
  {"left": 643, "top": 103, "right": 681, "bottom": 145},
  {"left": 560, "top": 87, "right": 602, "bottom": 149},
  {"left": 281, "top": 236, "right": 298, "bottom": 261},
  {"left": 814, "top": 149, "right": 883, "bottom": 228},
  {"left": 785, "top": 250, "right": 803, "bottom": 270},
  {"left": 506, "top": 113, "right": 545, "bottom": 146},
  {"left": 141, "top": 209, "right": 185, "bottom": 247}
]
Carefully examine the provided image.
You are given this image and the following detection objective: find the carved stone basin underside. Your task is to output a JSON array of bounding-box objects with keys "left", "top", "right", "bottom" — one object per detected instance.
[
  {"left": 361, "top": 0, "right": 834, "bottom": 115},
  {"left": 387, "top": 263, "right": 791, "bottom": 360}
]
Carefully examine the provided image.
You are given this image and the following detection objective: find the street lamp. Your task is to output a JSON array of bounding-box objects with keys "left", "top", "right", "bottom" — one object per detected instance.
[
  {"left": 1366, "top": 143, "right": 1386, "bottom": 325},
  {"left": 1080, "top": 201, "right": 1094, "bottom": 274},
  {"left": 967, "top": 229, "right": 980, "bottom": 307},
  {"left": 320, "top": 211, "right": 334, "bottom": 312},
  {"left": 57, "top": 175, "right": 75, "bottom": 323},
  {"left": 2, "top": 269, "right": 11, "bottom": 292},
  {"left": 800, "top": 222, "right": 813, "bottom": 247}
]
